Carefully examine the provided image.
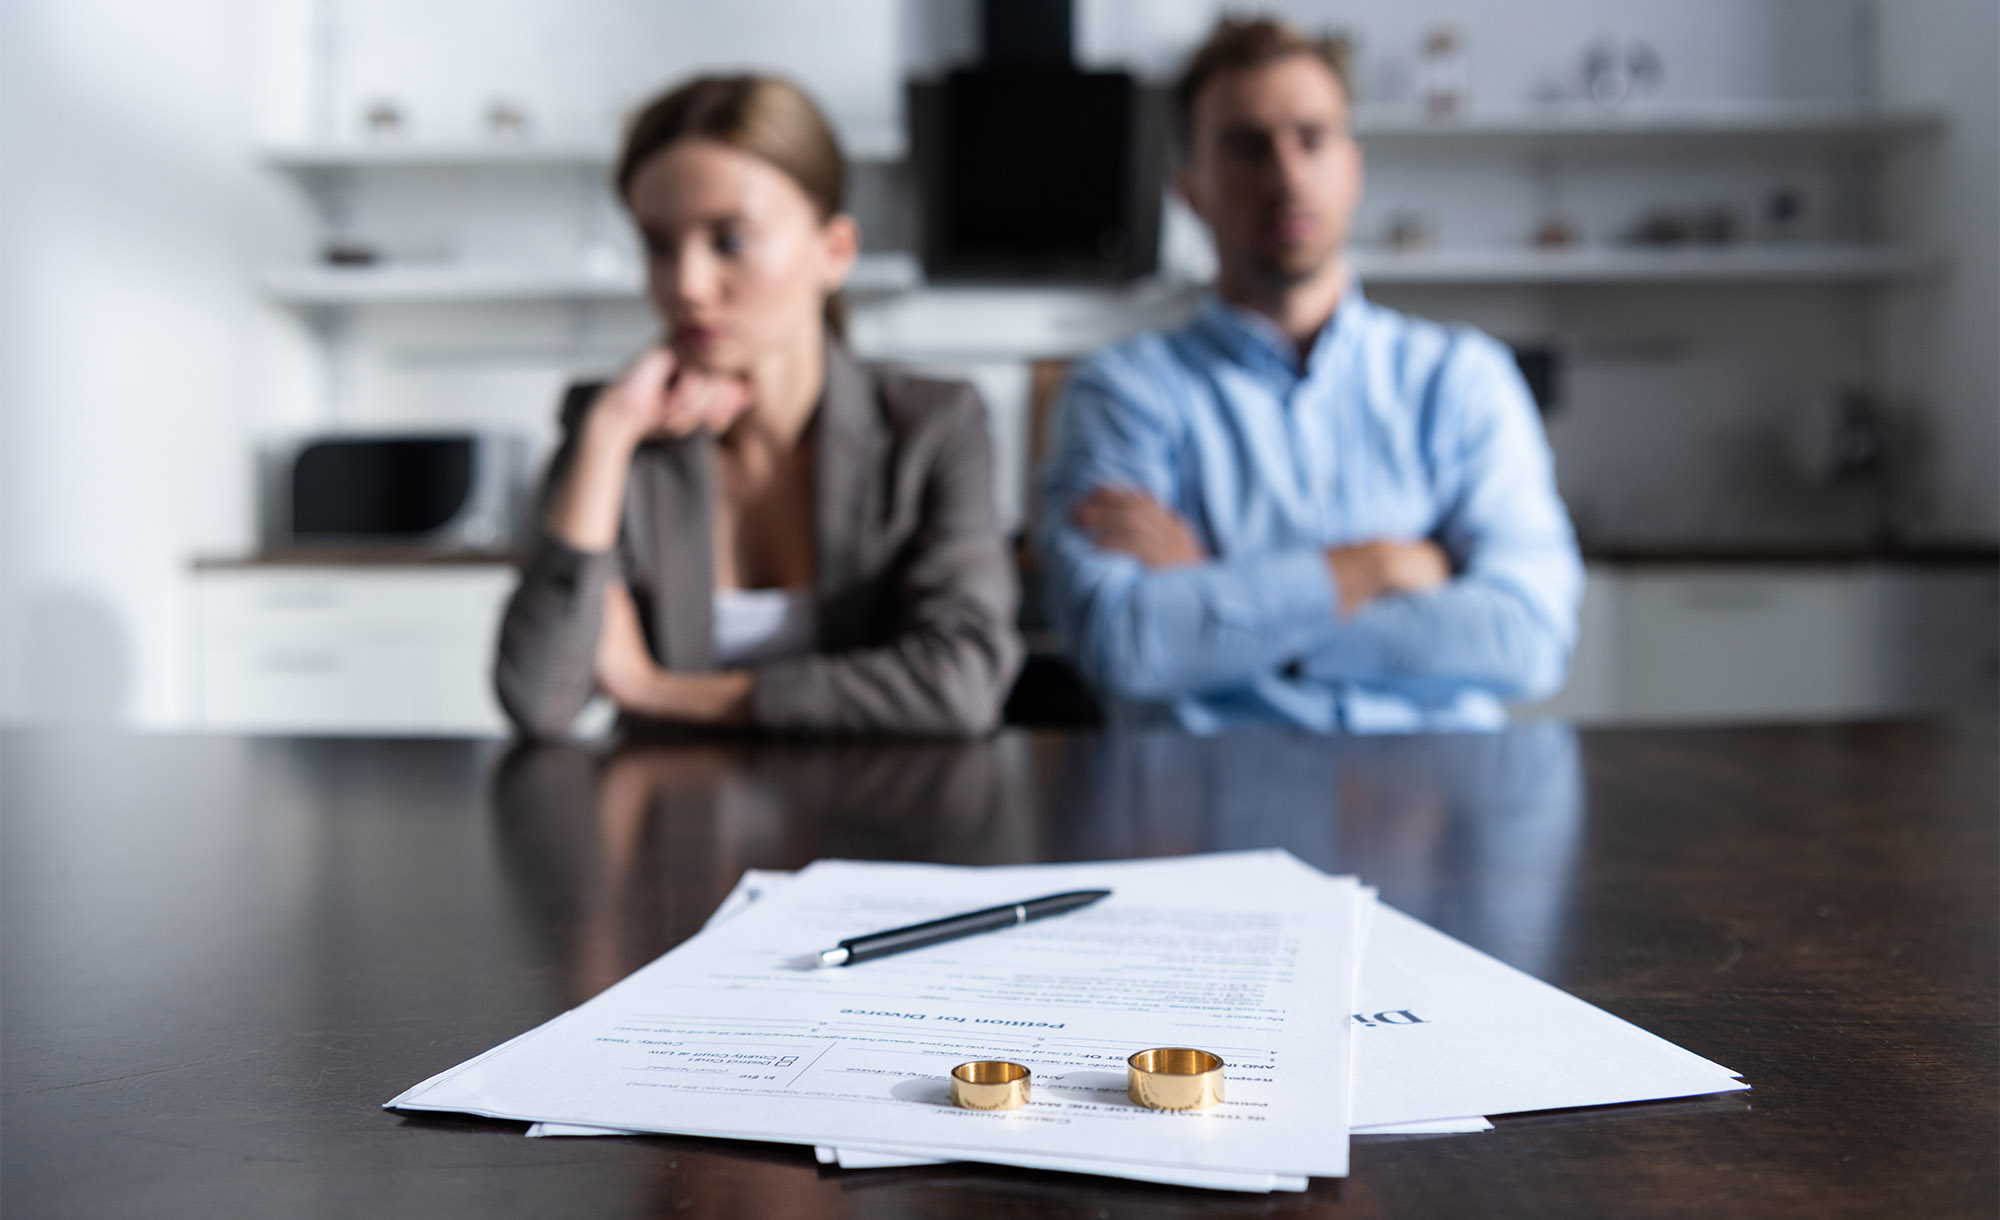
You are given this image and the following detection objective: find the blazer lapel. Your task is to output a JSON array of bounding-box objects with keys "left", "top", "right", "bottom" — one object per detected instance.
[
  {"left": 646, "top": 434, "right": 717, "bottom": 672},
  {"left": 814, "top": 342, "right": 885, "bottom": 645}
]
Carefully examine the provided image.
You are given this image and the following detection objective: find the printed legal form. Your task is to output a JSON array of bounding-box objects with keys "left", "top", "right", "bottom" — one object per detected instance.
[{"left": 388, "top": 851, "right": 1746, "bottom": 1192}]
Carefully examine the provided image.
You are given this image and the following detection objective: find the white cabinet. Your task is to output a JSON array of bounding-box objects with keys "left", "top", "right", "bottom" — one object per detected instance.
[
  {"left": 1519, "top": 561, "right": 1999, "bottom": 725},
  {"left": 1618, "top": 568, "right": 1871, "bottom": 722},
  {"left": 195, "top": 565, "right": 516, "bottom": 735}
]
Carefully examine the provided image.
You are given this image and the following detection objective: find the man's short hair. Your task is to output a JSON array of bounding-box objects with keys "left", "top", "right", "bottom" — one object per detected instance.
[{"left": 1172, "top": 17, "right": 1352, "bottom": 151}]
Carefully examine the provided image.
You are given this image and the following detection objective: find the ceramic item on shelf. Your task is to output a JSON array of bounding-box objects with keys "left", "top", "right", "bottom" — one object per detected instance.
[
  {"left": 486, "top": 99, "right": 531, "bottom": 140},
  {"left": 1627, "top": 209, "right": 1691, "bottom": 245},
  {"left": 1584, "top": 39, "right": 1664, "bottom": 108},
  {"left": 363, "top": 99, "right": 406, "bottom": 139},
  {"left": 1691, "top": 206, "right": 1741, "bottom": 245},
  {"left": 1763, "top": 187, "right": 1807, "bottom": 241},
  {"left": 320, "top": 240, "right": 379, "bottom": 267},
  {"left": 1418, "top": 24, "right": 1466, "bottom": 120},
  {"left": 1386, "top": 209, "right": 1434, "bottom": 251},
  {"left": 1533, "top": 215, "right": 1580, "bottom": 248}
]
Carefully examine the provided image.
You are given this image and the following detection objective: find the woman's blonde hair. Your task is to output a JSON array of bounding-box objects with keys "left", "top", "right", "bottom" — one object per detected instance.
[{"left": 616, "top": 75, "right": 849, "bottom": 335}]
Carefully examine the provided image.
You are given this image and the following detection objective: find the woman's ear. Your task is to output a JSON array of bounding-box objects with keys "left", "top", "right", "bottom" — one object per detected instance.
[{"left": 820, "top": 212, "right": 860, "bottom": 292}]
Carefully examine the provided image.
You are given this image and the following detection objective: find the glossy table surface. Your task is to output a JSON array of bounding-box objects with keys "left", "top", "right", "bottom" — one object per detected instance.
[{"left": 4, "top": 721, "right": 1995, "bottom": 1218}]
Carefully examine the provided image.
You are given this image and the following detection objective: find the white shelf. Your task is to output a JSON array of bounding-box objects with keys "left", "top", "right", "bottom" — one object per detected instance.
[
  {"left": 263, "top": 263, "right": 638, "bottom": 304},
  {"left": 259, "top": 104, "right": 1940, "bottom": 169},
  {"left": 261, "top": 246, "right": 1929, "bottom": 307},
  {"left": 261, "top": 141, "right": 615, "bottom": 170},
  {"left": 1351, "top": 101, "right": 1945, "bottom": 149},
  {"left": 260, "top": 252, "right": 924, "bottom": 305},
  {"left": 259, "top": 125, "right": 906, "bottom": 171},
  {"left": 1349, "top": 245, "right": 1937, "bottom": 285}
]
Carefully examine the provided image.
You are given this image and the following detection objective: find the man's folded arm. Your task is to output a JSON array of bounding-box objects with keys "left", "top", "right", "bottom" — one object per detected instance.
[
  {"left": 1039, "top": 371, "right": 1342, "bottom": 701},
  {"left": 1295, "top": 566, "right": 1575, "bottom": 701},
  {"left": 1296, "top": 332, "right": 1584, "bottom": 702},
  {"left": 1043, "top": 526, "right": 1341, "bottom": 700}
]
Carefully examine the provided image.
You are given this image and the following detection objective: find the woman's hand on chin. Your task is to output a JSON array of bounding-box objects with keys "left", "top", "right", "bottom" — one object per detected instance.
[
  {"left": 590, "top": 348, "right": 752, "bottom": 449},
  {"left": 593, "top": 582, "right": 754, "bottom": 726}
]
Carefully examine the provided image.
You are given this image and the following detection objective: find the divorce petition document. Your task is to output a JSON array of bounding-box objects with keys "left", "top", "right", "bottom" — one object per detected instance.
[{"left": 389, "top": 852, "right": 1360, "bottom": 1180}]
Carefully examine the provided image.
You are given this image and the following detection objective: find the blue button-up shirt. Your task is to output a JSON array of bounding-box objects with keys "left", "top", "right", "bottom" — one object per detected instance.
[{"left": 1039, "top": 286, "right": 1584, "bottom": 733}]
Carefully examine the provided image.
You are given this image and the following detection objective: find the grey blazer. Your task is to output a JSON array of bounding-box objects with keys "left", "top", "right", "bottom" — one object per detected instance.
[{"left": 495, "top": 341, "right": 1023, "bottom": 739}]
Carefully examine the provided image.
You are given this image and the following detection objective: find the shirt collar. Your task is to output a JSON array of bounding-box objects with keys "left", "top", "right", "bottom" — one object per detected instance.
[{"left": 1193, "top": 276, "right": 1369, "bottom": 385}]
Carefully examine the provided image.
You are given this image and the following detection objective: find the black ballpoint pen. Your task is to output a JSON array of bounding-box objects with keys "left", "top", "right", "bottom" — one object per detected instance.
[{"left": 815, "top": 889, "right": 1112, "bottom": 967}]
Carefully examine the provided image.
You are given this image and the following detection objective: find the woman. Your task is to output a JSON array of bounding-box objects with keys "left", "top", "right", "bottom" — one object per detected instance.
[{"left": 496, "top": 75, "right": 1021, "bottom": 738}]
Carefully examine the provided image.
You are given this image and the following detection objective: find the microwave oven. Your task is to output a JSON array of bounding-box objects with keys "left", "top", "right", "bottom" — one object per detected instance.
[{"left": 261, "top": 432, "right": 527, "bottom": 551}]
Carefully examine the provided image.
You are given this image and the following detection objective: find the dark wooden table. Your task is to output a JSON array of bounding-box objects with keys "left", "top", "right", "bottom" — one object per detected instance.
[{"left": 4, "top": 721, "right": 1994, "bottom": 1217}]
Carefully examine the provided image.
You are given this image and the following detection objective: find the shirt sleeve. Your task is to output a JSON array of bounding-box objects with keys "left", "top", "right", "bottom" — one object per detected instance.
[
  {"left": 1298, "top": 333, "right": 1584, "bottom": 702},
  {"left": 747, "top": 386, "right": 1024, "bottom": 736},
  {"left": 1037, "top": 360, "right": 1343, "bottom": 702}
]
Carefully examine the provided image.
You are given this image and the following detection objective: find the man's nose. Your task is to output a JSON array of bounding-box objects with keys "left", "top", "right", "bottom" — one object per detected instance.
[{"left": 1272, "top": 137, "right": 1317, "bottom": 196}]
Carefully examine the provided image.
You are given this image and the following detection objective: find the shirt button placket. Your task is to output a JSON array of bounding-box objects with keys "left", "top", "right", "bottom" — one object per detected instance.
[{"left": 1302, "top": 381, "right": 1338, "bottom": 542}]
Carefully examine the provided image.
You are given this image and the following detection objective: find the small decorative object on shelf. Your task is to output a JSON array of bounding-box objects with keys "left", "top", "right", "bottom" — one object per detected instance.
[
  {"left": 363, "top": 99, "right": 406, "bottom": 139},
  {"left": 1386, "top": 208, "right": 1435, "bottom": 251},
  {"left": 485, "top": 99, "right": 531, "bottom": 140},
  {"left": 1629, "top": 210, "right": 1691, "bottom": 245},
  {"left": 1763, "top": 187, "right": 1808, "bottom": 241},
  {"left": 320, "top": 240, "right": 379, "bottom": 267},
  {"left": 1418, "top": 24, "right": 1467, "bottom": 120},
  {"left": 1583, "top": 39, "right": 1664, "bottom": 108},
  {"left": 1628, "top": 205, "right": 1741, "bottom": 246},
  {"left": 1533, "top": 215, "right": 1580, "bottom": 249},
  {"left": 1690, "top": 206, "right": 1741, "bottom": 245}
]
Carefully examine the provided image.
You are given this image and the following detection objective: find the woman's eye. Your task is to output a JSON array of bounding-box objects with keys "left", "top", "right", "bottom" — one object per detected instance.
[{"left": 713, "top": 229, "right": 746, "bottom": 257}]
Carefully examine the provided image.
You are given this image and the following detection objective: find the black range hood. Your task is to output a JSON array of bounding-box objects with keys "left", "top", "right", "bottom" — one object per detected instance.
[{"left": 911, "top": 0, "right": 1165, "bottom": 283}]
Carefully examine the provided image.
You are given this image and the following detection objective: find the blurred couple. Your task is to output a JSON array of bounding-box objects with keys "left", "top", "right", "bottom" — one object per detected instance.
[{"left": 496, "top": 14, "right": 1582, "bottom": 741}]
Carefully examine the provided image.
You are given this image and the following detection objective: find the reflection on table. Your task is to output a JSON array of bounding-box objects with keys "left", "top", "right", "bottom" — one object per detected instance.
[{"left": 486, "top": 725, "right": 1582, "bottom": 996}]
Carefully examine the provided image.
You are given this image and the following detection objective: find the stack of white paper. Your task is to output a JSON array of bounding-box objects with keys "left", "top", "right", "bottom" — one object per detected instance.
[{"left": 387, "top": 851, "right": 1746, "bottom": 1193}]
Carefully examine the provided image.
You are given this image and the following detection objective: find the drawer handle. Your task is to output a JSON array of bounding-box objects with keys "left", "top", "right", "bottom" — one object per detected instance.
[
  {"left": 256, "top": 651, "right": 342, "bottom": 673},
  {"left": 1683, "top": 588, "right": 1772, "bottom": 610},
  {"left": 259, "top": 589, "right": 343, "bottom": 610}
]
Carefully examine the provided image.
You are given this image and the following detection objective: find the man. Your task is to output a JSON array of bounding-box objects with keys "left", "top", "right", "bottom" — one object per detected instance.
[{"left": 1039, "top": 17, "right": 1583, "bottom": 733}]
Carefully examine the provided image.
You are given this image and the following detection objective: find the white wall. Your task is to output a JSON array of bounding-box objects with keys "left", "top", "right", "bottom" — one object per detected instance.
[
  {"left": 297, "top": 0, "right": 904, "bottom": 150},
  {"left": 1877, "top": 0, "right": 2000, "bottom": 543},
  {"left": 0, "top": 0, "right": 296, "bottom": 726}
]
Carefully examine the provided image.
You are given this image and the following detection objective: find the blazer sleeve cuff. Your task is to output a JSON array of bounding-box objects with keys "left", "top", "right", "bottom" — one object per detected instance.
[{"left": 745, "top": 660, "right": 830, "bottom": 731}]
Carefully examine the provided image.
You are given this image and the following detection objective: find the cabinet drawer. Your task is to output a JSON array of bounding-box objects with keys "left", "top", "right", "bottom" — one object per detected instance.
[
  {"left": 200, "top": 640, "right": 504, "bottom": 735},
  {"left": 1618, "top": 569, "right": 1865, "bottom": 721},
  {"left": 193, "top": 566, "right": 516, "bottom": 735},
  {"left": 200, "top": 566, "right": 515, "bottom": 627}
]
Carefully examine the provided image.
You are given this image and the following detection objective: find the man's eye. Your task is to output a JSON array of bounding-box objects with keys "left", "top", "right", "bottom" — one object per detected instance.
[
  {"left": 1221, "top": 133, "right": 1265, "bottom": 161},
  {"left": 714, "top": 229, "right": 746, "bottom": 257},
  {"left": 1297, "top": 126, "right": 1326, "bottom": 152}
]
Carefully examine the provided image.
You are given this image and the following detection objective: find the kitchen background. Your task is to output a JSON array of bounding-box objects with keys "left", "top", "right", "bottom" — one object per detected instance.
[{"left": 1, "top": 0, "right": 1994, "bottom": 733}]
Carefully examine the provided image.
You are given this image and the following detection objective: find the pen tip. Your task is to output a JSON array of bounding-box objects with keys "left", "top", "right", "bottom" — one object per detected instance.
[{"left": 817, "top": 947, "right": 850, "bottom": 968}]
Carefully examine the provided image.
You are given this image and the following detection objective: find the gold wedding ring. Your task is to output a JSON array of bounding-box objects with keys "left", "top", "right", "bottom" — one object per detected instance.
[
  {"left": 1127, "top": 1047, "right": 1225, "bottom": 1110},
  {"left": 950, "top": 1060, "right": 1031, "bottom": 1110}
]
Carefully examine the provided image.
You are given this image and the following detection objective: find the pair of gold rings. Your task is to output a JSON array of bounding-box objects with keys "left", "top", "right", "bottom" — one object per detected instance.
[{"left": 948, "top": 1047, "right": 1226, "bottom": 1112}]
